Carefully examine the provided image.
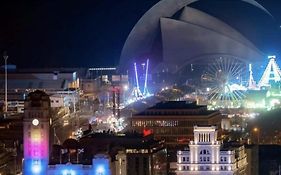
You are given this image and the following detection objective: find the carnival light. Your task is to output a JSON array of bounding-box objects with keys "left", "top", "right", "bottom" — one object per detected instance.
[
  {"left": 143, "top": 59, "right": 150, "bottom": 96},
  {"left": 123, "top": 84, "right": 129, "bottom": 91},
  {"left": 202, "top": 57, "right": 246, "bottom": 109},
  {"left": 258, "top": 55, "right": 281, "bottom": 87},
  {"left": 128, "top": 59, "right": 153, "bottom": 104}
]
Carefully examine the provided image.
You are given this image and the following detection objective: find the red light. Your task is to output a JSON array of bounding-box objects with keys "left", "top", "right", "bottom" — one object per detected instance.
[{"left": 143, "top": 129, "right": 152, "bottom": 136}]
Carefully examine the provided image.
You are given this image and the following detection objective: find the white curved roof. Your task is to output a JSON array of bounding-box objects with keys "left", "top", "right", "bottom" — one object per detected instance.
[
  {"left": 119, "top": 0, "right": 272, "bottom": 72},
  {"left": 179, "top": 7, "right": 259, "bottom": 52},
  {"left": 160, "top": 8, "right": 264, "bottom": 72}
]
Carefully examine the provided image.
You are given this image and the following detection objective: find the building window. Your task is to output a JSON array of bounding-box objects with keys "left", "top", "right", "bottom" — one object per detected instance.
[
  {"left": 200, "top": 156, "right": 210, "bottom": 163},
  {"left": 33, "top": 150, "right": 39, "bottom": 156},
  {"left": 33, "top": 159, "right": 39, "bottom": 164},
  {"left": 200, "top": 149, "right": 210, "bottom": 155}
]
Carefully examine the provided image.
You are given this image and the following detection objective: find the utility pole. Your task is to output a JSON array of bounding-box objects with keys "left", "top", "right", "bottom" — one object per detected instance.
[{"left": 3, "top": 52, "right": 8, "bottom": 115}]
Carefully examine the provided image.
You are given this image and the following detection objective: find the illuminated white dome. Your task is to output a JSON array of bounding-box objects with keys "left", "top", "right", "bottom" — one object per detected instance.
[{"left": 120, "top": 0, "right": 272, "bottom": 72}]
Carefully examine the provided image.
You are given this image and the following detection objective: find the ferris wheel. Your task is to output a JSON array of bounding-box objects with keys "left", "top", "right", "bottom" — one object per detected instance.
[{"left": 201, "top": 57, "right": 247, "bottom": 106}]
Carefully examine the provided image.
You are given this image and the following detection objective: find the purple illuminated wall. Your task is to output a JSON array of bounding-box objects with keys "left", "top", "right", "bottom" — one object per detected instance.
[{"left": 24, "top": 121, "right": 49, "bottom": 175}]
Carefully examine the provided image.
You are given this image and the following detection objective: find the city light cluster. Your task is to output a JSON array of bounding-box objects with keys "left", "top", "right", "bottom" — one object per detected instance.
[{"left": 204, "top": 56, "right": 281, "bottom": 110}]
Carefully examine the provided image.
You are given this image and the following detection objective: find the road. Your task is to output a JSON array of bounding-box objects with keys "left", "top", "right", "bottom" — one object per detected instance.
[{"left": 51, "top": 108, "right": 94, "bottom": 145}]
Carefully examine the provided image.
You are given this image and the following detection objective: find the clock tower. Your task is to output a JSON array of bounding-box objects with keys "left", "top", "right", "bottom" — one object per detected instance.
[{"left": 23, "top": 90, "right": 51, "bottom": 175}]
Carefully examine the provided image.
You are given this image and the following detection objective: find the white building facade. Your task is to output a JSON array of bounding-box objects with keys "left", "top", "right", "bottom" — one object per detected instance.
[{"left": 176, "top": 126, "right": 247, "bottom": 175}]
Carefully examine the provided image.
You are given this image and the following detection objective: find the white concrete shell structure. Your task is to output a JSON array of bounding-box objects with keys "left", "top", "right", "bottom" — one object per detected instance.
[{"left": 119, "top": 0, "right": 272, "bottom": 73}]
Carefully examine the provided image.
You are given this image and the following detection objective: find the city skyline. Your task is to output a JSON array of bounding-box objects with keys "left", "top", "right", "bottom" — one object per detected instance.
[
  {"left": 0, "top": 0, "right": 281, "bottom": 68},
  {"left": 1, "top": 1, "right": 281, "bottom": 174}
]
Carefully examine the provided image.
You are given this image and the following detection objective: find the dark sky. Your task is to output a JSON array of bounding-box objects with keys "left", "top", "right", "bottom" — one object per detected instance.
[{"left": 0, "top": 0, "right": 280, "bottom": 68}]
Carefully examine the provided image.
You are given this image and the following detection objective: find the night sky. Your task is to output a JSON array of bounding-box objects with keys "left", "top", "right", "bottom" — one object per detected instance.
[{"left": 0, "top": 0, "right": 280, "bottom": 68}]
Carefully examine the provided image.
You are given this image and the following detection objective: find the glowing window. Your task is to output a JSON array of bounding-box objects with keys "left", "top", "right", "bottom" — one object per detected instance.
[
  {"left": 32, "top": 160, "right": 41, "bottom": 174},
  {"left": 31, "top": 130, "right": 41, "bottom": 142},
  {"left": 62, "top": 169, "right": 76, "bottom": 175}
]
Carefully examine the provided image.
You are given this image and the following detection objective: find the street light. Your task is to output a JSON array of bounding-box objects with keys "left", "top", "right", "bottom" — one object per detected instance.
[
  {"left": 3, "top": 52, "right": 8, "bottom": 115},
  {"left": 253, "top": 127, "right": 260, "bottom": 144},
  {"left": 123, "top": 84, "right": 128, "bottom": 91},
  {"left": 253, "top": 127, "right": 258, "bottom": 132}
]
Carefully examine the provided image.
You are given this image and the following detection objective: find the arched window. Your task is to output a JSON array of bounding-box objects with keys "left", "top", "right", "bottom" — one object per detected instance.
[{"left": 200, "top": 149, "right": 210, "bottom": 155}]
